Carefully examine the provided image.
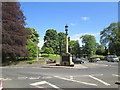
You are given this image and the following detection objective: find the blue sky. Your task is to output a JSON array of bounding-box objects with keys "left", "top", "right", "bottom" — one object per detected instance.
[{"left": 20, "top": 2, "right": 118, "bottom": 48}]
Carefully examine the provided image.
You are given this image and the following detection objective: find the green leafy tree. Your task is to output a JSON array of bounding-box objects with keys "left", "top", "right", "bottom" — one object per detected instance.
[
  {"left": 26, "top": 28, "right": 40, "bottom": 57},
  {"left": 80, "top": 35, "right": 96, "bottom": 57},
  {"left": 58, "top": 32, "right": 66, "bottom": 55},
  {"left": 96, "top": 43, "right": 105, "bottom": 55},
  {"left": 69, "top": 40, "right": 80, "bottom": 58},
  {"left": 100, "top": 23, "right": 120, "bottom": 55},
  {"left": 44, "top": 47, "right": 54, "bottom": 56},
  {"left": 44, "top": 29, "right": 58, "bottom": 54}
]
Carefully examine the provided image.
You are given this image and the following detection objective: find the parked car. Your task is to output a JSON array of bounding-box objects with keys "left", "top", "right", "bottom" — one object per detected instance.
[
  {"left": 95, "top": 57, "right": 101, "bottom": 61},
  {"left": 73, "top": 58, "right": 85, "bottom": 64},
  {"left": 99, "top": 57, "right": 105, "bottom": 60},
  {"left": 107, "top": 55, "right": 119, "bottom": 62},
  {"left": 88, "top": 57, "right": 97, "bottom": 62},
  {"left": 46, "top": 59, "right": 56, "bottom": 63}
]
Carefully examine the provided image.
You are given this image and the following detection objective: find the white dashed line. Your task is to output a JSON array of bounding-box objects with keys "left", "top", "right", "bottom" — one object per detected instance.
[
  {"left": 18, "top": 77, "right": 28, "bottom": 80},
  {"left": 54, "top": 76, "right": 97, "bottom": 86},
  {"left": 88, "top": 75, "right": 110, "bottom": 86},
  {"left": 109, "top": 65, "right": 118, "bottom": 67},
  {"left": 1, "top": 78, "right": 12, "bottom": 81},
  {"left": 70, "top": 76, "right": 73, "bottom": 80},
  {"left": 112, "top": 74, "right": 120, "bottom": 77},
  {"left": 42, "top": 76, "right": 52, "bottom": 79},
  {"left": 29, "top": 76, "right": 40, "bottom": 80},
  {"left": 91, "top": 74, "right": 103, "bottom": 76},
  {"left": 72, "top": 74, "right": 103, "bottom": 78}
]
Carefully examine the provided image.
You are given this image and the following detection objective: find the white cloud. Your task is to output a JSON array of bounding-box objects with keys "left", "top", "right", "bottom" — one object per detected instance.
[
  {"left": 81, "top": 17, "right": 89, "bottom": 21},
  {"left": 70, "top": 23, "right": 76, "bottom": 26},
  {"left": 38, "top": 40, "right": 44, "bottom": 49},
  {"left": 70, "top": 33, "right": 100, "bottom": 46},
  {"left": 71, "top": 33, "right": 100, "bottom": 40}
]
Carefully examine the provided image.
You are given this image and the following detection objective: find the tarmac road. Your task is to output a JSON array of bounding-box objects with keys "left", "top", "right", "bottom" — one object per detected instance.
[{"left": 1, "top": 60, "right": 119, "bottom": 89}]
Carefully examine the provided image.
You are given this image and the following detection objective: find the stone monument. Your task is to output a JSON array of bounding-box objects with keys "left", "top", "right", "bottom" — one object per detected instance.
[{"left": 56, "top": 24, "right": 74, "bottom": 66}]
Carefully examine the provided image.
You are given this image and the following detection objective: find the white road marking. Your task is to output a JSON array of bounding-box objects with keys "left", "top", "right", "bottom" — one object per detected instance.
[
  {"left": 91, "top": 74, "right": 103, "bottom": 76},
  {"left": 30, "top": 81, "right": 46, "bottom": 86},
  {"left": 54, "top": 76, "right": 97, "bottom": 86},
  {"left": 1, "top": 78, "right": 12, "bottom": 81},
  {"left": 109, "top": 65, "right": 118, "bottom": 67},
  {"left": 112, "top": 74, "right": 120, "bottom": 77},
  {"left": 88, "top": 75, "right": 110, "bottom": 86},
  {"left": 33, "top": 85, "right": 44, "bottom": 88},
  {"left": 0, "top": 78, "right": 3, "bottom": 80},
  {"left": 18, "top": 77, "right": 28, "bottom": 80},
  {"left": 46, "top": 81, "right": 60, "bottom": 88},
  {"left": 29, "top": 76, "right": 40, "bottom": 80},
  {"left": 73, "top": 75, "right": 89, "bottom": 77},
  {"left": 73, "top": 74, "right": 103, "bottom": 77},
  {"left": 30, "top": 81, "right": 60, "bottom": 88},
  {"left": 70, "top": 76, "right": 73, "bottom": 80}
]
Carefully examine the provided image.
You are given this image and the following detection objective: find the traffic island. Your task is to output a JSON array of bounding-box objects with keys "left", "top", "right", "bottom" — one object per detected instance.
[{"left": 42, "top": 64, "right": 88, "bottom": 69}]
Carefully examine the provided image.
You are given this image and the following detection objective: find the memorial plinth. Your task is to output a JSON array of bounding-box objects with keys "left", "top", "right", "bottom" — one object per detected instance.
[
  {"left": 56, "top": 53, "right": 74, "bottom": 66},
  {"left": 56, "top": 24, "right": 74, "bottom": 67}
]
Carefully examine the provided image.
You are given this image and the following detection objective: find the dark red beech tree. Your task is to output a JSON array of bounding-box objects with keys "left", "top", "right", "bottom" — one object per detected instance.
[{"left": 2, "top": 2, "right": 29, "bottom": 63}]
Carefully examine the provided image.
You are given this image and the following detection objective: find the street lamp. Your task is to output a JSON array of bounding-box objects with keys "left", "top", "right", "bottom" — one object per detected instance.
[
  {"left": 65, "top": 24, "right": 68, "bottom": 35},
  {"left": 65, "top": 24, "right": 68, "bottom": 53}
]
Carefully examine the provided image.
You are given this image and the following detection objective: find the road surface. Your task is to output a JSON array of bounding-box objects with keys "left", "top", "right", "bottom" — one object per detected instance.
[{"left": 1, "top": 61, "right": 119, "bottom": 89}]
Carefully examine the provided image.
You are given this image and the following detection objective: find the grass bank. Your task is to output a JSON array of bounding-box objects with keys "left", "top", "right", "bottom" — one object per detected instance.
[{"left": 41, "top": 53, "right": 60, "bottom": 59}]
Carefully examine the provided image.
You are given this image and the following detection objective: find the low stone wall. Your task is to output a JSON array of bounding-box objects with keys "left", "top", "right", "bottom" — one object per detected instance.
[
  {"left": 2, "top": 57, "right": 59, "bottom": 66},
  {"left": 3, "top": 60, "right": 47, "bottom": 66},
  {"left": 25, "top": 61, "right": 47, "bottom": 65}
]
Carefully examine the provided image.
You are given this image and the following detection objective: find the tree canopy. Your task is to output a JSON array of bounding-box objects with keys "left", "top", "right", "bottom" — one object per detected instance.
[
  {"left": 58, "top": 32, "right": 66, "bottom": 55},
  {"left": 43, "top": 29, "right": 58, "bottom": 54},
  {"left": 26, "top": 28, "right": 40, "bottom": 57},
  {"left": 69, "top": 40, "right": 80, "bottom": 57},
  {"left": 95, "top": 43, "right": 105, "bottom": 55},
  {"left": 43, "top": 47, "right": 54, "bottom": 56},
  {"left": 100, "top": 22, "right": 120, "bottom": 55},
  {"left": 2, "top": 2, "right": 29, "bottom": 63},
  {"left": 80, "top": 35, "right": 96, "bottom": 57}
]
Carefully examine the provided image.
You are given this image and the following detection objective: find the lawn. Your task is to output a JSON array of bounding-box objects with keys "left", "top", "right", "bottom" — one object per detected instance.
[
  {"left": 41, "top": 53, "right": 60, "bottom": 59},
  {"left": 91, "top": 55, "right": 105, "bottom": 57}
]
